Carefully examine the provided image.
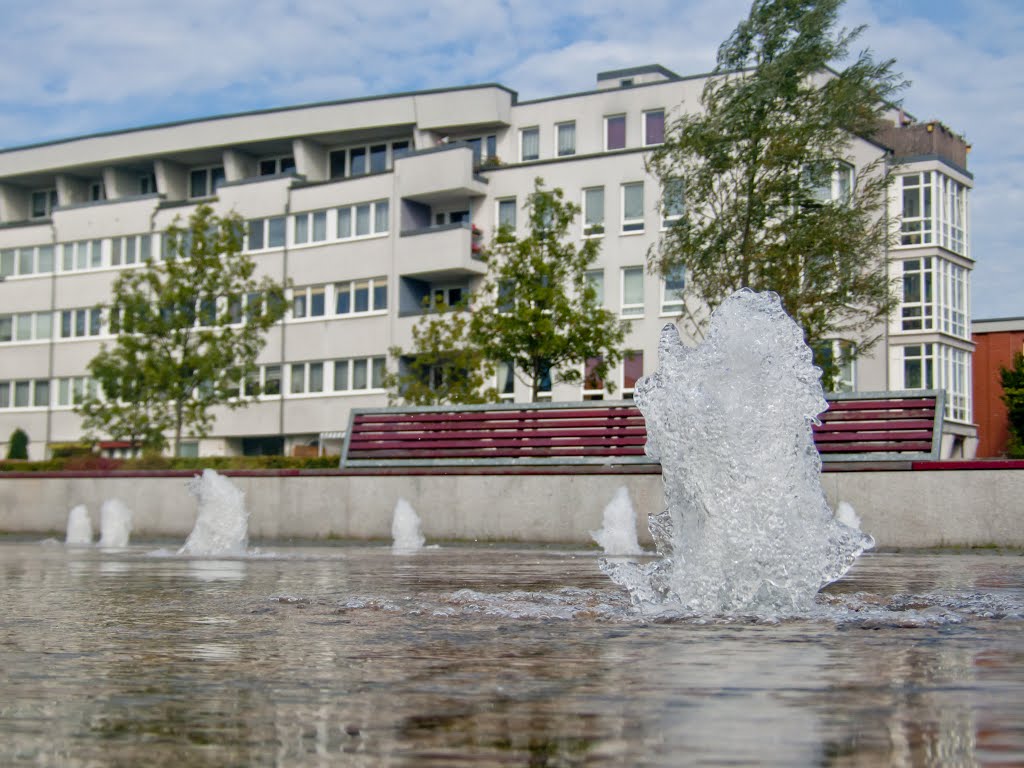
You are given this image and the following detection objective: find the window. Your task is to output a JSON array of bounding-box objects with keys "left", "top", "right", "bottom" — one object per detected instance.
[
  {"left": 330, "top": 140, "right": 410, "bottom": 179},
  {"left": 431, "top": 285, "right": 464, "bottom": 309},
  {"left": 289, "top": 361, "right": 324, "bottom": 394},
  {"left": 556, "top": 122, "right": 576, "bottom": 156},
  {"left": 623, "top": 351, "right": 644, "bottom": 398},
  {"left": 110, "top": 235, "right": 151, "bottom": 266},
  {"left": 329, "top": 150, "right": 346, "bottom": 179},
  {"left": 644, "top": 110, "right": 665, "bottom": 145},
  {"left": 661, "top": 265, "right": 685, "bottom": 314},
  {"left": 0, "top": 312, "right": 52, "bottom": 343},
  {"left": 814, "top": 340, "right": 856, "bottom": 393},
  {"left": 661, "top": 178, "right": 684, "bottom": 228},
  {"left": 293, "top": 210, "right": 328, "bottom": 245},
  {"left": 497, "top": 360, "right": 515, "bottom": 401},
  {"left": 189, "top": 166, "right": 225, "bottom": 198},
  {"left": 898, "top": 171, "right": 969, "bottom": 255},
  {"left": 292, "top": 285, "right": 327, "bottom": 319},
  {"left": 59, "top": 240, "right": 103, "bottom": 272},
  {"left": 521, "top": 127, "right": 539, "bottom": 161},
  {"left": 30, "top": 189, "right": 58, "bottom": 219},
  {"left": 583, "top": 187, "right": 605, "bottom": 237},
  {"left": 56, "top": 377, "right": 96, "bottom": 407},
  {"left": 900, "top": 343, "right": 970, "bottom": 422},
  {"left": 937, "top": 174, "right": 967, "bottom": 254},
  {"left": 605, "top": 115, "right": 626, "bottom": 150},
  {"left": 139, "top": 173, "right": 157, "bottom": 195},
  {"left": 937, "top": 258, "right": 968, "bottom": 338},
  {"left": 901, "top": 258, "right": 934, "bottom": 331},
  {"left": 333, "top": 356, "right": 386, "bottom": 391},
  {"left": 622, "top": 182, "right": 645, "bottom": 233},
  {"left": 369, "top": 144, "right": 388, "bottom": 174},
  {"left": 262, "top": 365, "right": 282, "bottom": 396},
  {"left": 497, "top": 198, "right": 517, "bottom": 231},
  {"left": 0, "top": 379, "right": 50, "bottom": 409},
  {"left": 585, "top": 270, "right": 604, "bottom": 306},
  {"left": 59, "top": 308, "right": 103, "bottom": 339},
  {"left": 537, "top": 361, "right": 552, "bottom": 401},
  {"left": 583, "top": 356, "right": 605, "bottom": 400},
  {"left": 247, "top": 217, "right": 286, "bottom": 250},
  {"left": 1, "top": 245, "right": 55, "bottom": 277},
  {"left": 621, "top": 267, "right": 644, "bottom": 316},
  {"left": 258, "top": 156, "right": 295, "bottom": 176},
  {"left": 337, "top": 200, "right": 389, "bottom": 239},
  {"left": 335, "top": 277, "right": 387, "bottom": 315}
]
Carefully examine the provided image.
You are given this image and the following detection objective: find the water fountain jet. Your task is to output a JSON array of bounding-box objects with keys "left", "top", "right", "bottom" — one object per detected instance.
[
  {"left": 98, "top": 499, "right": 133, "bottom": 548},
  {"left": 391, "top": 498, "right": 425, "bottom": 553},
  {"left": 179, "top": 469, "right": 249, "bottom": 556},
  {"left": 65, "top": 505, "right": 93, "bottom": 546},
  {"left": 590, "top": 486, "right": 644, "bottom": 556},
  {"left": 602, "top": 290, "right": 874, "bottom": 616}
]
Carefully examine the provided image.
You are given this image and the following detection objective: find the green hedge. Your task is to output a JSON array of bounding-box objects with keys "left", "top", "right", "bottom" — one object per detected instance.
[{"left": 0, "top": 455, "right": 341, "bottom": 473}]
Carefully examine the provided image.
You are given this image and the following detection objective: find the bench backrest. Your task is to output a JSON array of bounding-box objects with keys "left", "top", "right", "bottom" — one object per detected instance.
[
  {"left": 340, "top": 400, "right": 651, "bottom": 468},
  {"left": 813, "top": 389, "right": 945, "bottom": 462},
  {"left": 340, "top": 390, "right": 946, "bottom": 468}
]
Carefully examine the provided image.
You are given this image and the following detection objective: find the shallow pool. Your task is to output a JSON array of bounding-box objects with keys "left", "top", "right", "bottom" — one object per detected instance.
[{"left": 1, "top": 542, "right": 1021, "bottom": 766}]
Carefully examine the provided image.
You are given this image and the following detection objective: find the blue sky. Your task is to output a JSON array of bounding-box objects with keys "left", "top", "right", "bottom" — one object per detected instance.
[{"left": 1, "top": 0, "right": 1019, "bottom": 319}]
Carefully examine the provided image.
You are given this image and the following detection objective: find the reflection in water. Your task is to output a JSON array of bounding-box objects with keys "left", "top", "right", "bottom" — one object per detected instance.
[{"left": 0, "top": 544, "right": 1020, "bottom": 766}]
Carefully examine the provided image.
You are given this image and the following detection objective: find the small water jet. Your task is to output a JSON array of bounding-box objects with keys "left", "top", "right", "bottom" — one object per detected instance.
[
  {"left": 590, "top": 487, "right": 644, "bottom": 556},
  {"left": 179, "top": 469, "right": 249, "bottom": 556},
  {"left": 602, "top": 289, "right": 874, "bottom": 616},
  {"left": 98, "top": 499, "right": 133, "bottom": 548},
  {"left": 391, "top": 498, "right": 425, "bottom": 553},
  {"left": 65, "top": 505, "right": 93, "bottom": 546}
]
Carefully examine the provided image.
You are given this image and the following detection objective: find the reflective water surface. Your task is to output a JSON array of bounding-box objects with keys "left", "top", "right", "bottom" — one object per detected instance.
[{"left": 1, "top": 542, "right": 1021, "bottom": 766}]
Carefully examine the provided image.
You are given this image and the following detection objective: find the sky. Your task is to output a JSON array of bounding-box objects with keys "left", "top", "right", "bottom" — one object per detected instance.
[{"left": 0, "top": 0, "right": 1020, "bottom": 319}]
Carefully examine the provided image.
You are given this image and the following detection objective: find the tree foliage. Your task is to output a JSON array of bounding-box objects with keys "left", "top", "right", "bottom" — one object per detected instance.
[
  {"left": 648, "top": 0, "right": 905, "bottom": 385},
  {"left": 384, "top": 300, "right": 497, "bottom": 405},
  {"left": 7, "top": 428, "right": 28, "bottom": 460},
  {"left": 1000, "top": 351, "right": 1024, "bottom": 458},
  {"left": 388, "top": 179, "right": 630, "bottom": 404},
  {"left": 77, "top": 204, "right": 288, "bottom": 455}
]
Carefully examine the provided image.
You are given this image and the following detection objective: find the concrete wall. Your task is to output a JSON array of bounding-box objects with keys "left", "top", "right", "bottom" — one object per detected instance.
[{"left": 0, "top": 468, "right": 1020, "bottom": 549}]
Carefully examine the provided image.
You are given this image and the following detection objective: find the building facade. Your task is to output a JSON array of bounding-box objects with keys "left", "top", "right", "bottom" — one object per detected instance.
[
  {"left": 0, "top": 65, "right": 976, "bottom": 459},
  {"left": 972, "top": 317, "right": 1024, "bottom": 457}
]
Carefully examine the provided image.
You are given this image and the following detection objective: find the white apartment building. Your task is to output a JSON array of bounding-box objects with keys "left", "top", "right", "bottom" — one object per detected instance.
[{"left": 0, "top": 65, "right": 976, "bottom": 459}]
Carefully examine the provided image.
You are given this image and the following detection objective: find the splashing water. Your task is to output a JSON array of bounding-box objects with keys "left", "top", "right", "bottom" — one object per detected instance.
[
  {"left": 98, "top": 499, "right": 133, "bottom": 548},
  {"left": 602, "top": 290, "right": 874, "bottom": 616},
  {"left": 590, "top": 486, "right": 644, "bottom": 556},
  {"left": 65, "top": 505, "right": 93, "bottom": 546},
  {"left": 179, "top": 469, "right": 249, "bottom": 556},
  {"left": 392, "top": 498, "right": 425, "bottom": 553}
]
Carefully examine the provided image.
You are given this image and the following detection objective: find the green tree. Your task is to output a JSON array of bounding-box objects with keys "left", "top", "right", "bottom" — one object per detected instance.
[
  {"left": 6, "top": 428, "right": 28, "bottom": 460},
  {"left": 384, "top": 299, "right": 497, "bottom": 405},
  {"left": 77, "top": 204, "right": 288, "bottom": 456},
  {"left": 1000, "top": 351, "right": 1024, "bottom": 458},
  {"left": 388, "top": 179, "right": 630, "bottom": 404},
  {"left": 647, "top": 0, "right": 904, "bottom": 386}
]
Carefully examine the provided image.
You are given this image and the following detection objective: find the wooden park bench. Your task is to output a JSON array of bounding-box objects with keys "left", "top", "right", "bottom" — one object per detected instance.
[
  {"left": 340, "top": 401, "right": 652, "bottom": 469},
  {"left": 812, "top": 389, "right": 945, "bottom": 466},
  {"left": 339, "top": 390, "right": 945, "bottom": 470}
]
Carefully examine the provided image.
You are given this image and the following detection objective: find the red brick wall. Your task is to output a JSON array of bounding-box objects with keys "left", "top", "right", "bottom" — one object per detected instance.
[{"left": 973, "top": 330, "right": 1024, "bottom": 456}]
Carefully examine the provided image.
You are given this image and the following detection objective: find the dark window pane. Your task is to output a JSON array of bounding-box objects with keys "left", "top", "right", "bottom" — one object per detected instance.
[
  {"left": 606, "top": 115, "right": 626, "bottom": 150},
  {"left": 370, "top": 144, "right": 387, "bottom": 173},
  {"left": 351, "top": 148, "right": 366, "bottom": 175},
  {"left": 330, "top": 150, "right": 346, "bottom": 178}
]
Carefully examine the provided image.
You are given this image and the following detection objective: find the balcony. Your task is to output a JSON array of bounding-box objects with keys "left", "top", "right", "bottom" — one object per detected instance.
[
  {"left": 394, "top": 144, "right": 487, "bottom": 206},
  {"left": 396, "top": 223, "right": 487, "bottom": 282}
]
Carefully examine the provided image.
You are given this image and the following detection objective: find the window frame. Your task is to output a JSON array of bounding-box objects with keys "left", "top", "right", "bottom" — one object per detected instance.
[
  {"left": 643, "top": 109, "right": 665, "bottom": 146},
  {"left": 621, "top": 266, "right": 645, "bottom": 317},
  {"left": 605, "top": 114, "right": 627, "bottom": 151},
  {"left": 520, "top": 126, "right": 540, "bottom": 162},
  {"left": 582, "top": 187, "right": 605, "bottom": 238},
  {"left": 556, "top": 121, "right": 576, "bottom": 157},
  {"left": 621, "top": 182, "right": 645, "bottom": 233}
]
